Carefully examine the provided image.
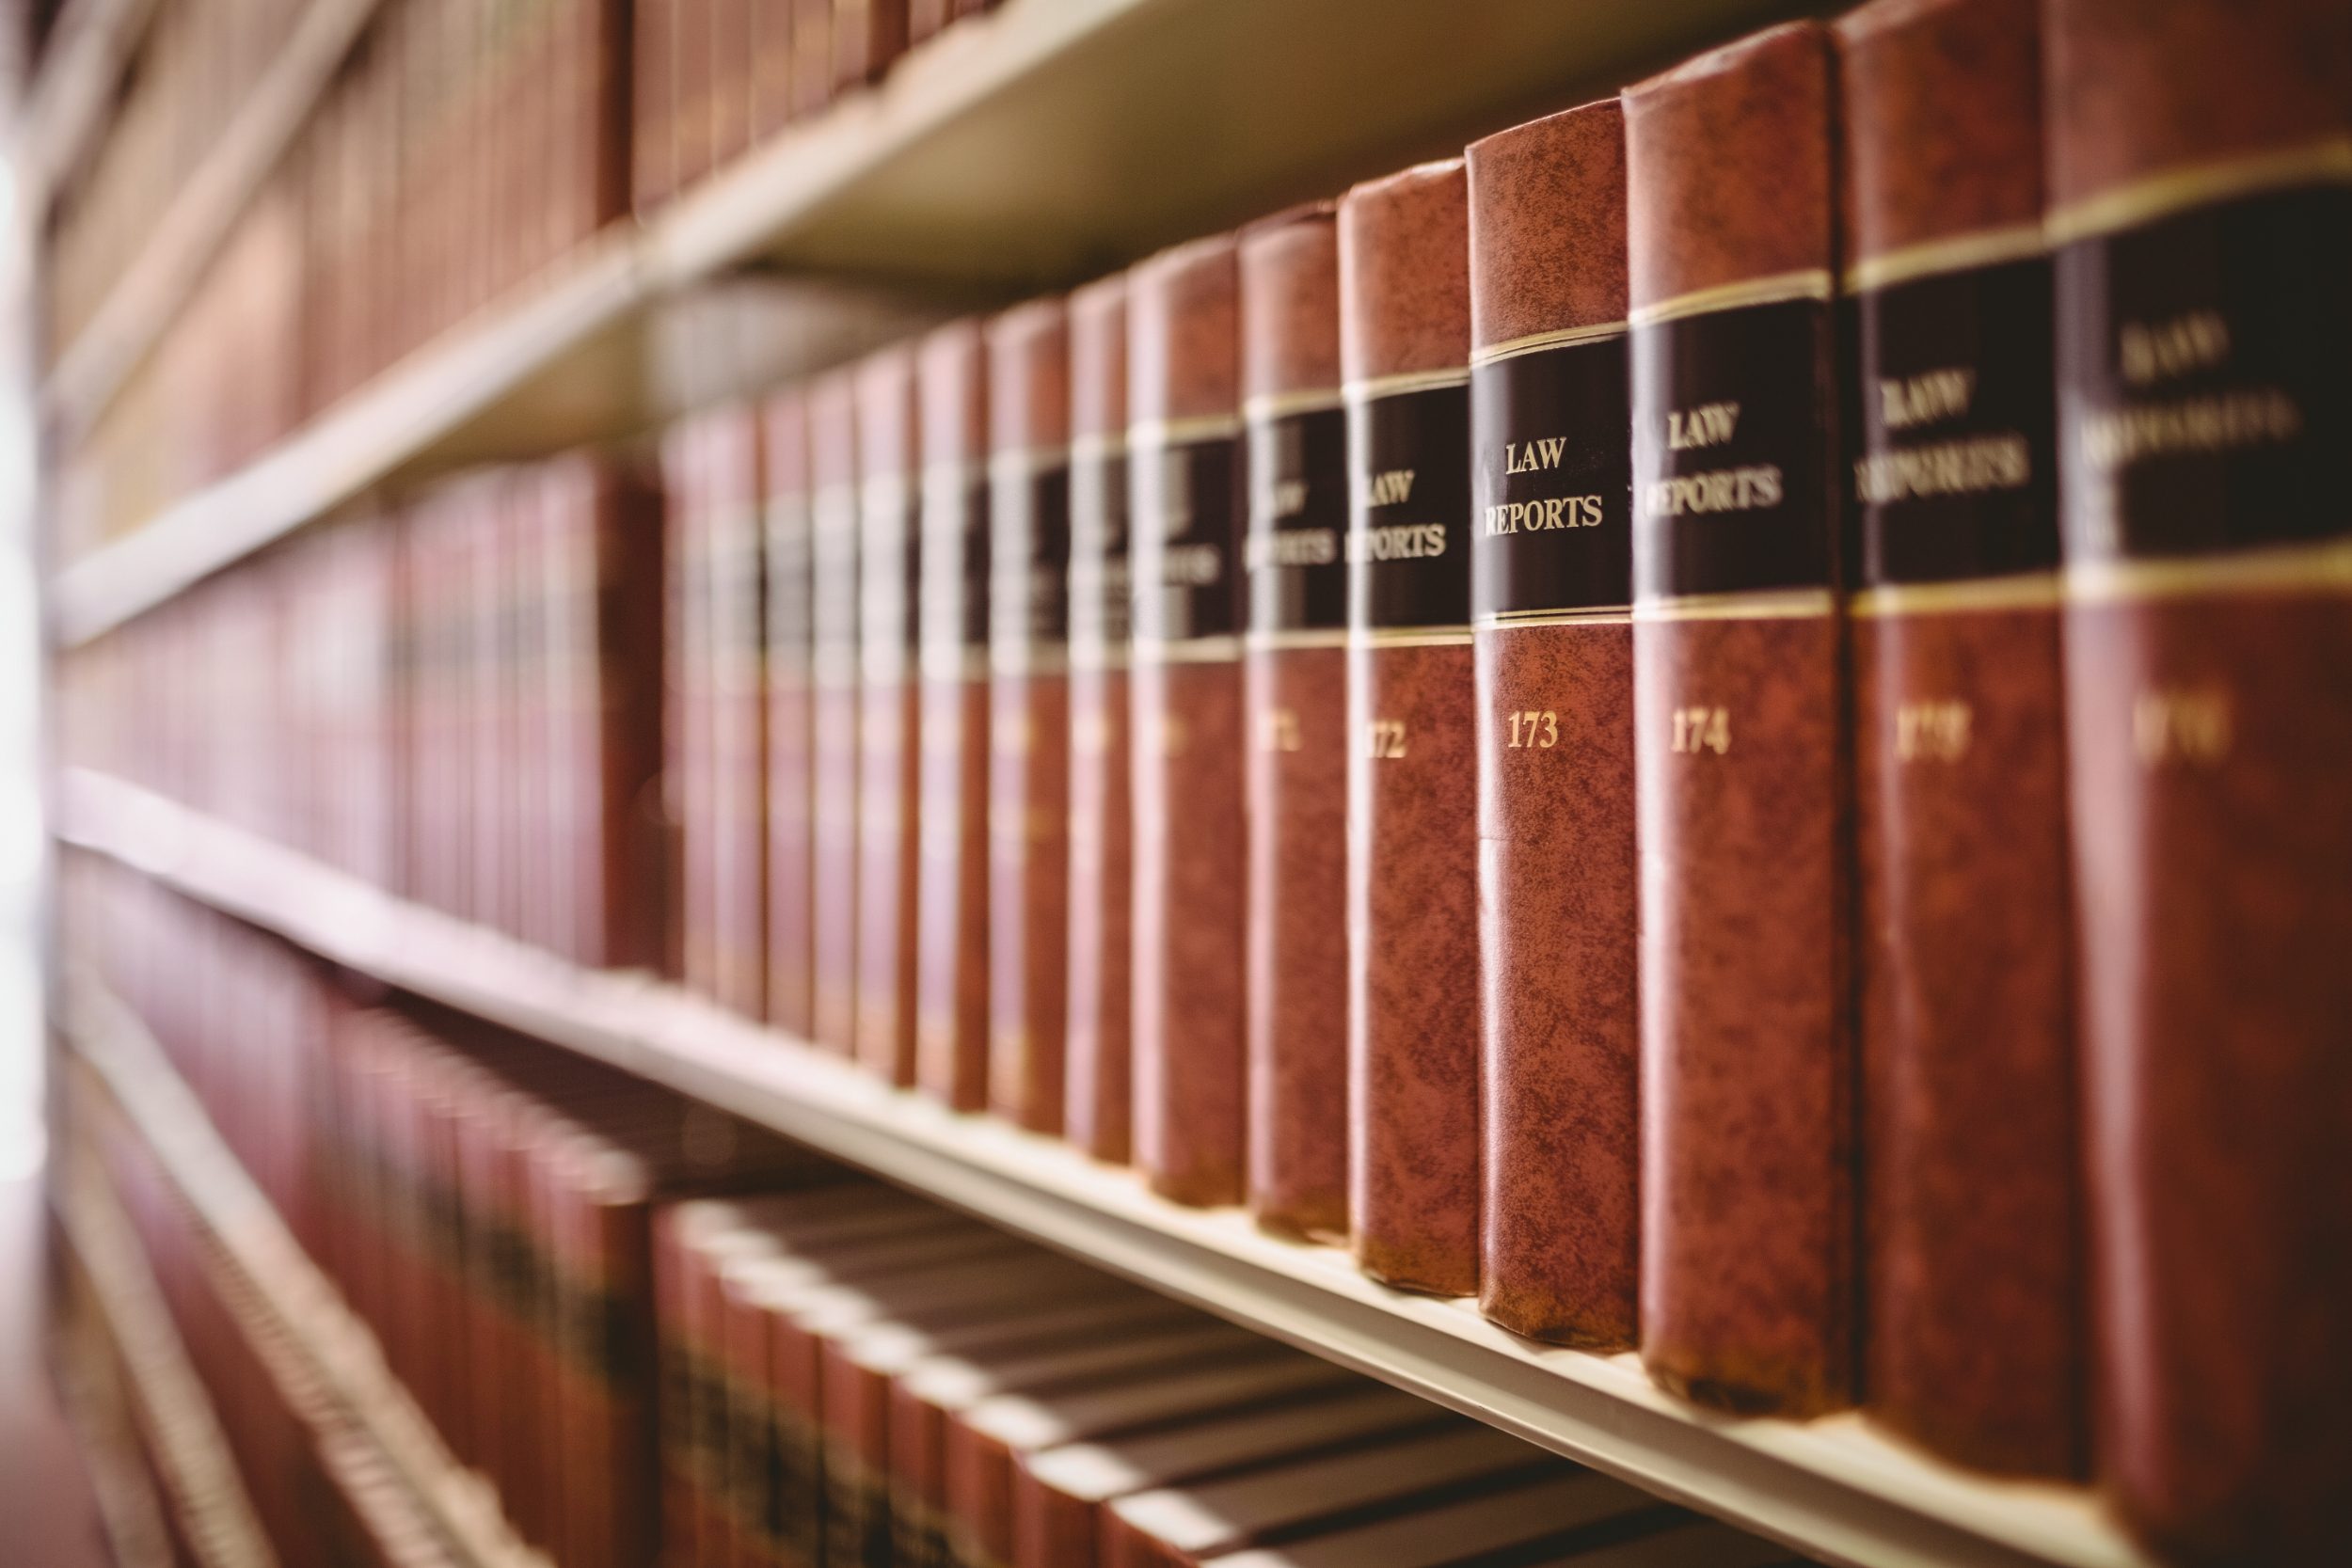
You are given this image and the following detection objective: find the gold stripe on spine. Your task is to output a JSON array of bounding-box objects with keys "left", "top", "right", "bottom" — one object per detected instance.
[
  {"left": 2066, "top": 536, "right": 2352, "bottom": 605},
  {"left": 1634, "top": 587, "right": 1837, "bottom": 622},
  {"left": 1849, "top": 572, "right": 2061, "bottom": 618},
  {"left": 1474, "top": 606, "right": 1636, "bottom": 629},
  {"left": 1352, "top": 626, "right": 1473, "bottom": 648},
  {"left": 1242, "top": 388, "right": 1345, "bottom": 422},
  {"left": 1070, "top": 432, "right": 1127, "bottom": 464},
  {"left": 1133, "top": 634, "right": 1243, "bottom": 665},
  {"left": 1128, "top": 414, "right": 1241, "bottom": 449},
  {"left": 1244, "top": 628, "right": 1351, "bottom": 652},
  {"left": 1628, "top": 269, "right": 1835, "bottom": 327},
  {"left": 1342, "top": 366, "right": 1471, "bottom": 404},
  {"left": 1844, "top": 224, "right": 2047, "bottom": 295},
  {"left": 1469, "top": 321, "right": 1629, "bottom": 369},
  {"left": 2043, "top": 135, "right": 2352, "bottom": 247}
]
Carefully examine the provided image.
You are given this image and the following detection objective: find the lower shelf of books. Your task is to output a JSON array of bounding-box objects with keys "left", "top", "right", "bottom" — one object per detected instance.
[{"left": 53, "top": 768, "right": 2147, "bottom": 1568}]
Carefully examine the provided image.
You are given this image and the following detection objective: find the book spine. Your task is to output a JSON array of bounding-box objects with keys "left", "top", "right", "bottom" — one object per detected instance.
[
  {"left": 914, "top": 321, "right": 994, "bottom": 1111},
  {"left": 597, "top": 458, "right": 672, "bottom": 974},
  {"left": 1233, "top": 205, "right": 1349, "bottom": 1243},
  {"left": 2043, "top": 0, "right": 2352, "bottom": 1557},
  {"left": 856, "top": 347, "right": 924, "bottom": 1085},
  {"left": 712, "top": 408, "right": 771, "bottom": 1020},
  {"left": 765, "top": 390, "right": 819, "bottom": 1037},
  {"left": 1063, "top": 277, "right": 1134, "bottom": 1162},
  {"left": 1126, "top": 236, "right": 1248, "bottom": 1208},
  {"left": 1834, "top": 0, "right": 2081, "bottom": 1481},
  {"left": 1624, "top": 22, "right": 1854, "bottom": 1417},
  {"left": 790, "top": 0, "right": 835, "bottom": 122},
  {"left": 832, "top": 0, "right": 908, "bottom": 93},
  {"left": 1339, "top": 162, "right": 1479, "bottom": 1297},
  {"left": 810, "top": 372, "right": 865, "bottom": 1052},
  {"left": 985, "top": 299, "right": 1074, "bottom": 1132},
  {"left": 1464, "top": 98, "right": 1637, "bottom": 1348},
  {"left": 669, "top": 420, "right": 719, "bottom": 996}
]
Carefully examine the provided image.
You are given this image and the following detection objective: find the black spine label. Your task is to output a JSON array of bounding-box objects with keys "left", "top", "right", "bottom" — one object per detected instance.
[
  {"left": 1350, "top": 381, "right": 1472, "bottom": 629},
  {"left": 1246, "top": 404, "right": 1349, "bottom": 633},
  {"left": 1470, "top": 336, "right": 1632, "bottom": 619},
  {"left": 859, "top": 473, "right": 919, "bottom": 681},
  {"left": 1631, "top": 296, "right": 1836, "bottom": 600},
  {"left": 1129, "top": 433, "right": 1243, "bottom": 648},
  {"left": 2057, "top": 183, "right": 2351, "bottom": 564},
  {"left": 1069, "top": 445, "right": 1130, "bottom": 661},
  {"left": 1852, "top": 256, "right": 2058, "bottom": 584},
  {"left": 918, "top": 467, "right": 990, "bottom": 679},
  {"left": 992, "top": 457, "right": 1072, "bottom": 669}
]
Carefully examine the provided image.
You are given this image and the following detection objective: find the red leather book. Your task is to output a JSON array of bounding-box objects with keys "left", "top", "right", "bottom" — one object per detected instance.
[
  {"left": 1625, "top": 23, "right": 1853, "bottom": 1418},
  {"left": 593, "top": 458, "right": 670, "bottom": 974},
  {"left": 1126, "top": 235, "right": 1248, "bottom": 1208},
  {"left": 914, "top": 320, "right": 993, "bottom": 1110},
  {"left": 765, "top": 389, "right": 818, "bottom": 1037},
  {"left": 808, "top": 371, "right": 863, "bottom": 1053},
  {"left": 1463, "top": 99, "right": 1637, "bottom": 1348},
  {"left": 790, "top": 0, "right": 835, "bottom": 121},
  {"left": 986, "top": 298, "right": 1073, "bottom": 1132},
  {"left": 667, "top": 418, "right": 720, "bottom": 998},
  {"left": 749, "top": 0, "right": 796, "bottom": 141},
  {"left": 673, "top": 0, "right": 714, "bottom": 191},
  {"left": 831, "top": 0, "right": 908, "bottom": 94},
  {"left": 1835, "top": 0, "right": 2080, "bottom": 1481},
  {"left": 856, "top": 346, "right": 923, "bottom": 1085},
  {"left": 631, "top": 0, "right": 675, "bottom": 212},
  {"left": 2043, "top": 1, "right": 2352, "bottom": 1558},
  {"left": 1063, "top": 276, "right": 1134, "bottom": 1162},
  {"left": 1235, "top": 204, "right": 1350, "bottom": 1243},
  {"left": 713, "top": 408, "right": 770, "bottom": 1021},
  {"left": 1339, "top": 162, "right": 1479, "bottom": 1297}
]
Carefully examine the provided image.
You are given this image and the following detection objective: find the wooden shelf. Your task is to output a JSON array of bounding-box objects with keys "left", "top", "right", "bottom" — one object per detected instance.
[
  {"left": 57, "top": 965, "right": 552, "bottom": 1568},
  {"left": 54, "top": 768, "right": 2154, "bottom": 1568},
  {"left": 47, "top": 0, "right": 1811, "bottom": 647}
]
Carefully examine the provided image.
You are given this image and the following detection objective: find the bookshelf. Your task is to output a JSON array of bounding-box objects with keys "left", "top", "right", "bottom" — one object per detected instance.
[
  {"left": 45, "top": 0, "right": 1804, "bottom": 646},
  {"left": 56, "top": 768, "right": 2153, "bottom": 1568}
]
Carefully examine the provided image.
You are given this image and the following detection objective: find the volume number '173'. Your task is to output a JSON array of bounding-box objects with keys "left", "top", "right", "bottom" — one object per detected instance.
[{"left": 1504, "top": 710, "right": 1557, "bottom": 749}]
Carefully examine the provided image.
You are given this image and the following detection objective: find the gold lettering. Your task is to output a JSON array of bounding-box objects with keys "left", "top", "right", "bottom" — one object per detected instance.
[
  {"left": 1879, "top": 368, "right": 1977, "bottom": 431},
  {"left": 1667, "top": 402, "right": 1741, "bottom": 451},
  {"left": 1642, "top": 466, "right": 1781, "bottom": 518},
  {"left": 1504, "top": 710, "right": 1558, "bottom": 750},
  {"left": 1855, "top": 434, "right": 2030, "bottom": 505},
  {"left": 1895, "top": 700, "right": 1972, "bottom": 762},
  {"left": 2120, "top": 309, "right": 2230, "bottom": 388},
  {"left": 1366, "top": 719, "right": 1407, "bottom": 759},
  {"left": 1366, "top": 468, "right": 1418, "bottom": 506},
  {"left": 1257, "top": 707, "right": 1302, "bottom": 753},
  {"left": 1670, "top": 705, "right": 1731, "bottom": 755},
  {"left": 2133, "top": 685, "right": 2232, "bottom": 768}
]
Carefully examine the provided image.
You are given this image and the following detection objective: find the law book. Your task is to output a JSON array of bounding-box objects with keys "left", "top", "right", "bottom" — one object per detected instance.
[
  {"left": 1624, "top": 22, "right": 1853, "bottom": 1417},
  {"left": 791, "top": 0, "right": 837, "bottom": 121},
  {"left": 1063, "top": 276, "right": 1136, "bottom": 1163},
  {"left": 810, "top": 370, "right": 865, "bottom": 1052},
  {"left": 1206, "top": 1510, "right": 1798, "bottom": 1568},
  {"left": 592, "top": 456, "right": 672, "bottom": 974},
  {"left": 832, "top": 0, "right": 909, "bottom": 94},
  {"left": 986, "top": 298, "right": 1075, "bottom": 1132},
  {"left": 915, "top": 320, "right": 994, "bottom": 1110},
  {"left": 765, "top": 388, "right": 819, "bottom": 1036},
  {"left": 1126, "top": 235, "right": 1249, "bottom": 1207},
  {"left": 1101, "top": 1422, "right": 1562, "bottom": 1568},
  {"left": 1013, "top": 1384, "right": 1447, "bottom": 1568},
  {"left": 667, "top": 413, "right": 720, "bottom": 999},
  {"left": 631, "top": 0, "right": 675, "bottom": 211},
  {"left": 1463, "top": 99, "right": 1638, "bottom": 1348},
  {"left": 1235, "top": 203, "right": 1351, "bottom": 1243},
  {"left": 857, "top": 346, "right": 925, "bottom": 1085},
  {"left": 1338, "top": 160, "right": 1479, "bottom": 1298},
  {"left": 711, "top": 406, "right": 771, "bottom": 1020},
  {"left": 1832, "top": 0, "right": 2080, "bottom": 1481},
  {"left": 2042, "top": 1, "right": 2352, "bottom": 1559}
]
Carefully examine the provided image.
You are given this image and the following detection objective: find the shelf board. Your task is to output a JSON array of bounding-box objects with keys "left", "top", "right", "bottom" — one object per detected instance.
[
  {"left": 48, "top": 0, "right": 1809, "bottom": 647},
  {"left": 55, "top": 768, "right": 2153, "bottom": 1568},
  {"left": 58, "top": 953, "right": 550, "bottom": 1568}
]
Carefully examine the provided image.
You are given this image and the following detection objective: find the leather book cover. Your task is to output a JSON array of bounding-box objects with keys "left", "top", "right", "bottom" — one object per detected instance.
[
  {"left": 674, "top": 0, "right": 713, "bottom": 192},
  {"left": 1624, "top": 22, "right": 1854, "bottom": 1417},
  {"left": 707, "top": 418, "right": 770, "bottom": 1022},
  {"left": 2043, "top": 1, "right": 2352, "bottom": 1559},
  {"left": 985, "top": 298, "right": 1074, "bottom": 1132},
  {"left": 1463, "top": 99, "right": 1637, "bottom": 1349},
  {"left": 632, "top": 0, "right": 675, "bottom": 212},
  {"left": 750, "top": 0, "right": 796, "bottom": 141},
  {"left": 1339, "top": 161, "right": 1480, "bottom": 1297},
  {"left": 857, "top": 345, "right": 924, "bottom": 1085},
  {"left": 1062, "top": 276, "right": 1135, "bottom": 1163},
  {"left": 667, "top": 417, "right": 720, "bottom": 999},
  {"left": 832, "top": 0, "right": 908, "bottom": 93},
  {"left": 790, "top": 0, "right": 835, "bottom": 122},
  {"left": 1236, "top": 203, "right": 1350, "bottom": 1243},
  {"left": 809, "top": 370, "right": 864, "bottom": 1053},
  {"left": 594, "top": 456, "right": 671, "bottom": 974},
  {"left": 1127, "top": 234, "right": 1249, "bottom": 1208},
  {"left": 914, "top": 321, "right": 994, "bottom": 1111},
  {"left": 1835, "top": 0, "right": 2081, "bottom": 1481},
  {"left": 765, "top": 388, "right": 818, "bottom": 1037}
]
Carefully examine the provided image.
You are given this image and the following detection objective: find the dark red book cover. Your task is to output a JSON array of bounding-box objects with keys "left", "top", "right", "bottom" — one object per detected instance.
[
  {"left": 1338, "top": 162, "right": 1479, "bottom": 1297},
  {"left": 2043, "top": 0, "right": 2352, "bottom": 1558},
  {"left": 985, "top": 297, "right": 1074, "bottom": 1132},
  {"left": 764, "top": 389, "right": 819, "bottom": 1037},
  {"left": 632, "top": 0, "right": 676, "bottom": 212},
  {"left": 914, "top": 319, "right": 993, "bottom": 1111},
  {"left": 831, "top": 0, "right": 908, "bottom": 94},
  {"left": 790, "top": 0, "right": 836, "bottom": 122},
  {"left": 856, "top": 345, "right": 923, "bottom": 1085},
  {"left": 1063, "top": 276, "right": 1134, "bottom": 1162},
  {"left": 708, "top": 407, "right": 770, "bottom": 1020},
  {"left": 809, "top": 370, "right": 864, "bottom": 1053},
  {"left": 1463, "top": 99, "right": 1638, "bottom": 1348},
  {"left": 1234, "top": 204, "right": 1349, "bottom": 1243},
  {"left": 1126, "top": 235, "right": 1248, "bottom": 1208},
  {"left": 1835, "top": 0, "right": 2081, "bottom": 1481},
  {"left": 595, "top": 457, "right": 671, "bottom": 974},
  {"left": 667, "top": 419, "right": 720, "bottom": 997},
  {"left": 1624, "top": 22, "right": 1854, "bottom": 1417}
]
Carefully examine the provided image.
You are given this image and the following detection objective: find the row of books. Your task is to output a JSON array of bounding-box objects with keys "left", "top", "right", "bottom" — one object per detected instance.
[
  {"left": 63, "top": 855, "right": 1811, "bottom": 1568},
  {"left": 52, "top": 0, "right": 1002, "bottom": 560},
  {"left": 55, "top": 0, "right": 2350, "bottom": 1561}
]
